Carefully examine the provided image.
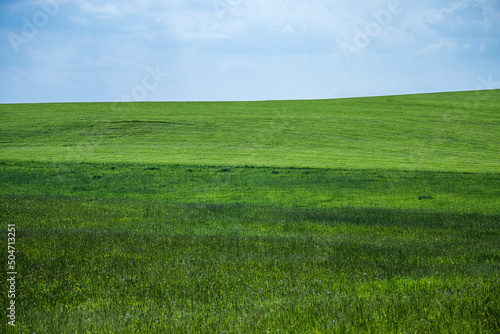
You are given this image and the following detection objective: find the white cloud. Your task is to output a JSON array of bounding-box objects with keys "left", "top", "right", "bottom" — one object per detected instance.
[
  {"left": 478, "top": 37, "right": 499, "bottom": 53},
  {"left": 143, "top": 0, "right": 353, "bottom": 42},
  {"left": 79, "top": 2, "right": 121, "bottom": 18},
  {"left": 164, "top": 9, "right": 241, "bottom": 40},
  {"left": 218, "top": 58, "right": 257, "bottom": 74},
  {"left": 475, "top": 0, "right": 500, "bottom": 32},
  {"left": 418, "top": 40, "right": 456, "bottom": 55},
  {"left": 443, "top": 0, "right": 471, "bottom": 13}
]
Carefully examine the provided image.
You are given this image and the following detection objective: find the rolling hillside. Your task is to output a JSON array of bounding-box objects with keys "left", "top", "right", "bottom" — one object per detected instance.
[
  {"left": 0, "top": 90, "right": 499, "bottom": 333},
  {"left": 1, "top": 90, "right": 499, "bottom": 172}
]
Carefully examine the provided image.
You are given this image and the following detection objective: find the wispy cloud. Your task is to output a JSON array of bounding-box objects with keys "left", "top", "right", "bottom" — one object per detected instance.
[{"left": 79, "top": 3, "right": 121, "bottom": 18}]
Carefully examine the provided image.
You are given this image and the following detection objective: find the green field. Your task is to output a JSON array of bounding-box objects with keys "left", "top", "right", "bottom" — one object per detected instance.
[
  {"left": 1, "top": 90, "right": 499, "bottom": 172},
  {"left": 1, "top": 90, "right": 499, "bottom": 333}
]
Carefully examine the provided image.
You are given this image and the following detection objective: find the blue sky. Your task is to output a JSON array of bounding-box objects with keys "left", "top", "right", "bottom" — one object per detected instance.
[{"left": 1, "top": 0, "right": 499, "bottom": 103}]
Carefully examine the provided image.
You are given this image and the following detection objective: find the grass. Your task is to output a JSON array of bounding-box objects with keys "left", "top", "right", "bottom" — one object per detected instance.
[
  {"left": 0, "top": 161, "right": 499, "bottom": 213},
  {"left": 0, "top": 90, "right": 499, "bottom": 333},
  {"left": 1, "top": 90, "right": 499, "bottom": 172},
  {"left": 1, "top": 194, "right": 499, "bottom": 333}
]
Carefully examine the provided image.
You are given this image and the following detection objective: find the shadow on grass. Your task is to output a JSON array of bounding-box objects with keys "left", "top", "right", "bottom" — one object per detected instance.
[{"left": 2, "top": 195, "right": 498, "bottom": 233}]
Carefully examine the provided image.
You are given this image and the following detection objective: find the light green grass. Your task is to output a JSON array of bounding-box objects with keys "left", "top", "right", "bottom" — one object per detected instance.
[{"left": 1, "top": 90, "right": 499, "bottom": 172}]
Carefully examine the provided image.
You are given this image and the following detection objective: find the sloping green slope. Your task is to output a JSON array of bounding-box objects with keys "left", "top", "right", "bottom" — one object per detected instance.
[{"left": 1, "top": 90, "right": 499, "bottom": 172}]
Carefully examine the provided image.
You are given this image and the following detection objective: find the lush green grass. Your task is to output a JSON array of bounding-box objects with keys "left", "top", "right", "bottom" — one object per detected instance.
[
  {"left": 0, "top": 161, "right": 499, "bottom": 214},
  {"left": 1, "top": 195, "right": 499, "bottom": 333},
  {"left": 1, "top": 162, "right": 499, "bottom": 333},
  {"left": 1, "top": 90, "right": 499, "bottom": 172},
  {"left": 0, "top": 91, "right": 499, "bottom": 333}
]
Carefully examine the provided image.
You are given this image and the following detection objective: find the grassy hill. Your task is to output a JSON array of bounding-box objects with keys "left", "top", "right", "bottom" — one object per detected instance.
[
  {"left": 0, "top": 90, "right": 499, "bottom": 333},
  {"left": 1, "top": 90, "right": 499, "bottom": 172}
]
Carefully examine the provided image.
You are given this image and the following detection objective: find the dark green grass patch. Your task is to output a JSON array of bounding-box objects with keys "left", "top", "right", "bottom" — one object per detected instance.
[
  {"left": 1, "top": 196, "right": 499, "bottom": 333},
  {"left": 1, "top": 161, "right": 499, "bottom": 214}
]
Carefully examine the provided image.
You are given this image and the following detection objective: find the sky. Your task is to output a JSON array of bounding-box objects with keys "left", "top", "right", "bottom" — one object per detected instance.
[{"left": 0, "top": 0, "right": 499, "bottom": 103}]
